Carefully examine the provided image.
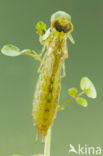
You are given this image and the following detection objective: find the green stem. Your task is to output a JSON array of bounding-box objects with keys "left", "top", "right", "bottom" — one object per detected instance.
[
  {"left": 44, "top": 127, "right": 51, "bottom": 156},
  {"left": 57, "top": 91, "right": 84, "bottom": 111},
  {"left": 21, "top": 50, "right": 41, "bottom": 61}
]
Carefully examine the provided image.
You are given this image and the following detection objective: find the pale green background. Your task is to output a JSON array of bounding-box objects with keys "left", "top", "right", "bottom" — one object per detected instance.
[{"left": 0, "top": 0, "right": 103, "bottom": 156}]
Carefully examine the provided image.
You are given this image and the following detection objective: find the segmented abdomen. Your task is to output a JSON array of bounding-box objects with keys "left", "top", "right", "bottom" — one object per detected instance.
[{"left": 32, "top": 40, "right": 65, "bottom": 141}]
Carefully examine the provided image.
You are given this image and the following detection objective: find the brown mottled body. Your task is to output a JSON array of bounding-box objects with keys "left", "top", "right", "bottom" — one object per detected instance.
[{"left": 32, "top": 38, "right": 68, "bottom": 140}]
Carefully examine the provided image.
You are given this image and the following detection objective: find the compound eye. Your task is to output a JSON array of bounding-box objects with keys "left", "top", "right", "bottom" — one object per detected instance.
[
  {"left": 54, "top": 21, "right": 72, "bottom": 33},
  {"left": 63, "top": 23, "right": 71, "bottom": 33},
  {"left": 54, "top": 21, "right": 62, "bottom": 32}
]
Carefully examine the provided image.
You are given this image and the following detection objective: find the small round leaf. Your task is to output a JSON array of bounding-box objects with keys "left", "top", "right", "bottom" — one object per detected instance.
[
  {"left": 80, "top": 77, "right": 97, "bottom": 99},
  {"left": 1, "top": 44, "right": 20, "bottom": 56},
  {"left": 68, "top": 88, "right": 78, "bottom": 96},
  {"left": 35, "top": 21, "right": 46, "bottom": 35},
  {"left": 76, "top": 97, "right": 88, "bottom": 107}
]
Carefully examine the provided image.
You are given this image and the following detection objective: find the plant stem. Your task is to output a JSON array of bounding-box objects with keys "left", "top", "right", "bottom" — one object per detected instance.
[
  {"left": 21, "top": 50, "right": 41, "bottom": 61},
  {"left": 57, "top": 91, "right": 84, "bottom": 111},
  {"left": 44, "top": 127, "right": 51, "bottom": 156}
]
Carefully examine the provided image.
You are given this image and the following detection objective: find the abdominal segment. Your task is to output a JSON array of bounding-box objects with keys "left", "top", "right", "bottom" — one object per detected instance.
[{"left": 32, "top": 52, "right": 62, "bottom": 141}]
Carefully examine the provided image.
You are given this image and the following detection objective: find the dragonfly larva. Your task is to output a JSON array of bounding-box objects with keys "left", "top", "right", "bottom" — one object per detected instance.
[
  {"left": 1, "top": 10, "right": 97, "bottom": 156},
  {"left": 1, "top": 10, "right": 75, "bottom": 143},
  {"left": 1, "top": 11, "right": 97, "bottom": 144},
  {"left": 32, "top": 11, "right": 75, "bottom": 142}
]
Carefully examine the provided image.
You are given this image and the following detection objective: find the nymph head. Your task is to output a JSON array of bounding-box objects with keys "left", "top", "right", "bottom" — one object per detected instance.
[{"left": 51, "top": 11, "right": 73, "bottom": 35}]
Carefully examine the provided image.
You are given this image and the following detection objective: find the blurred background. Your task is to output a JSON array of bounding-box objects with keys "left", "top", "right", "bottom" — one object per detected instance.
[{"left": 0, "top": 0, "right": 103, "bottom": 156}]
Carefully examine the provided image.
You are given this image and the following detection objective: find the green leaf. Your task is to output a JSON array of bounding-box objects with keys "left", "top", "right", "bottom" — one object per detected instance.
[
  {"left": 80, "top": 77, "right": 97, "bottom": 99},
  {"left": 1, "top": 44, "right": 20, "bottom": 56},
  {"left": 68, "top": 88, "right": 78, "bottom": 96},
  {"left": 76, "top": 97, "right": 88, "bottom": 107},
  {"left": 35, "top": 21, "right": 46, "bottom": 35}
]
